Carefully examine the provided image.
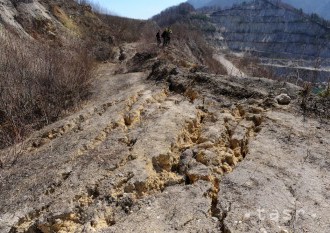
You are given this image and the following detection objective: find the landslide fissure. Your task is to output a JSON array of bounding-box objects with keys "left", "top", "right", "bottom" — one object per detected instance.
[{"left": 2, "top": 50, "right": 279, "bottom": 233}]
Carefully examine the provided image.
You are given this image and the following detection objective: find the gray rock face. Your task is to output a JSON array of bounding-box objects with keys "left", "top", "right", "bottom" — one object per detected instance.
[
  {"left": 0, "top": 0, "right": 51, "bottom": 35},
  {"left": 208, "top": 0, "right": 330, "bottom": 59}
]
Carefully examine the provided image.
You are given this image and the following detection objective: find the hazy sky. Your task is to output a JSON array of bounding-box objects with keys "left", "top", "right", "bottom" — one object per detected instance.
[{"left": 89, "top": 0, "right": 186, "bottom": 19}]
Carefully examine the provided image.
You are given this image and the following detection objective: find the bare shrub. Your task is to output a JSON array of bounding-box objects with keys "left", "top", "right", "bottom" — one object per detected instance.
[
  {"left": 0, "top": 30, "right": 93, "bottom": 148},
  {"left": 136, "top": 21, "right": 161, "bottom": 54},
  {"left": 152, "top": 3, "right": 194, "bottom": 27},
  {"left": 99, "top": 15, "right": 147, "bottom": 43}
]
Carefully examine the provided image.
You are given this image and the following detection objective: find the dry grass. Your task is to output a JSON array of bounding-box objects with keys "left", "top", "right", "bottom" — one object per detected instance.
[
  {"left": 0, "top": 30, "right": 93, "bottom": 148},
  {"left": 99, "top": 14, "right": 151, "bottom": 43}
]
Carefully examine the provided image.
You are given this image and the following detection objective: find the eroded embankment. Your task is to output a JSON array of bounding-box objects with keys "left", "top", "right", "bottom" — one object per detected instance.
[
  {"left": 0, "top": 56, "right": 267, "bottom": 233},
  {"left": 1, "top": 56, "right": 329, "bottom": 233}
]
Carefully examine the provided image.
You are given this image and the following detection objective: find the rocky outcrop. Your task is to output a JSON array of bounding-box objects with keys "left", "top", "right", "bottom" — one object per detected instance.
[
  {"left": 0, "top": 0, "right": 51, "bottom": 36},
  {"left": 275, "top": 93, "right": 291, "bottom": 105}
]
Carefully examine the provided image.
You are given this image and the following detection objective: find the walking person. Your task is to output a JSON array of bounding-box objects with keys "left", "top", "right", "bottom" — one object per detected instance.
[
  {"left": 166, "top": 28, "right": 172, "bottom": 46},
  {"left": 161, "top": 29, "right": 168, "bottom": 47},
  {"left": 156, "top": 31, "right": 161, "bottom": 46}
]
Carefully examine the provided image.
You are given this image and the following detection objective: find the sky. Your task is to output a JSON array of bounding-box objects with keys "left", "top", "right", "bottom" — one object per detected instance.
[{"left": 89, "top": 0, "right": 186, "bottom": 19}]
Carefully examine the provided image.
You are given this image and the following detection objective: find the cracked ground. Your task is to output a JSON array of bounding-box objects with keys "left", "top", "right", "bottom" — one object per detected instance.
[{"left": 0, "top": 45, "right": 329, "bottom": 233}]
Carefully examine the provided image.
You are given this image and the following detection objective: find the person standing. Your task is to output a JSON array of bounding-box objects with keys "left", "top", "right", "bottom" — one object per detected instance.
[
  {"left": 156, "top": 31, "right": 161, "bottom": 46},
  {"left": 161, "top": 29, "right": 168, "bottom": 47},
  {"left": 167, "top": 28, "right": 172, "bottom": 45}
]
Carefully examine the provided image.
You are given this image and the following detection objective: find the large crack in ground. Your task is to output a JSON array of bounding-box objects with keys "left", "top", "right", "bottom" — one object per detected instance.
[
  {"left": 2, "top": 41, "right": 329, "bottom": 233},
  {"left": 105, "top": 88, "right": 266, "bottom": 231},
  {"left": 6, "top": 85, "right": 172, "bottom": 232},
  {"left": 2, "top": 58, "right": 270, "bottom": 233}
]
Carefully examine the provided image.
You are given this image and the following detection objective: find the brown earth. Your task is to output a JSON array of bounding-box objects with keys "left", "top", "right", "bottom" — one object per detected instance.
[{"left": 0, "top": 41, "right": 329, "bottom": 233}]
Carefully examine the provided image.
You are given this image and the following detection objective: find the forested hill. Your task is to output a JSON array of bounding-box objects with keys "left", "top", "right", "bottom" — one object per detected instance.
[{"left": 188, "top": 0, "right": 330, "bottom": 19}]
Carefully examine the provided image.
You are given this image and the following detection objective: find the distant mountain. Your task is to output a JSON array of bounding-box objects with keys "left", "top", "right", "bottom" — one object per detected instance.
[
  {"left": 186, "top": 0, "right": 330, "bottom": 61},
  {"left": 187, "top": 0, "right": 330, "bottom": 19}
]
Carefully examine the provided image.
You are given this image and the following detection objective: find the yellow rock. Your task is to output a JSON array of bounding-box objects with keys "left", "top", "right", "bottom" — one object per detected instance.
[
  {"left": 225, "top": 154, "right": 238, "bottom": 166},
  {"left": 233, "top": 147, "right": 241, "bottom": 157},
  {"left": 213, "top": 167, "right": 224, "bottom": 175},
  {"left": 78, "top": 195, "right": 93, "bottom": 207},
  {"left": 196, "top": 150, "right": 208, "bottom": 165},
  {"left": 221, "top": 163, "right": 233, "bottom": 173}
]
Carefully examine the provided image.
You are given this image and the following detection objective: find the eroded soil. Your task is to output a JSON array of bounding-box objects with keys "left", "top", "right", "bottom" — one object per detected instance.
[{"left": 0, "top": 45, "right": 329, "bottom": 233}]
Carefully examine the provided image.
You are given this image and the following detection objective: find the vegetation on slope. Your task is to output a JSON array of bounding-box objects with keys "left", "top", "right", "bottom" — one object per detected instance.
[
  {"left": 0, "top": 29, "right": 93, "bottom": 148},
  {"left": 0, "top": 0, "right": 153, "bottom": 148}
]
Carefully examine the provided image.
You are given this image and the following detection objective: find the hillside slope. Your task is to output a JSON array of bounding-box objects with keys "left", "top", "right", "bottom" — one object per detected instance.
[
  {"left": 0, "top": 0, "right": 152, "bottom": 56},
  {"left": 0, "top": 0, "right": 112, "bottom": 43},
  {"left": 1, "top": 40, "right": 329, "bottom": 232}
]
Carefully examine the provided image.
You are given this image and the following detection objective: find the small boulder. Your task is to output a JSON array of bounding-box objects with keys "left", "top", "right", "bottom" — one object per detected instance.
[{"left": 275, "top": 93, "right": 291, "bottom": 105}]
